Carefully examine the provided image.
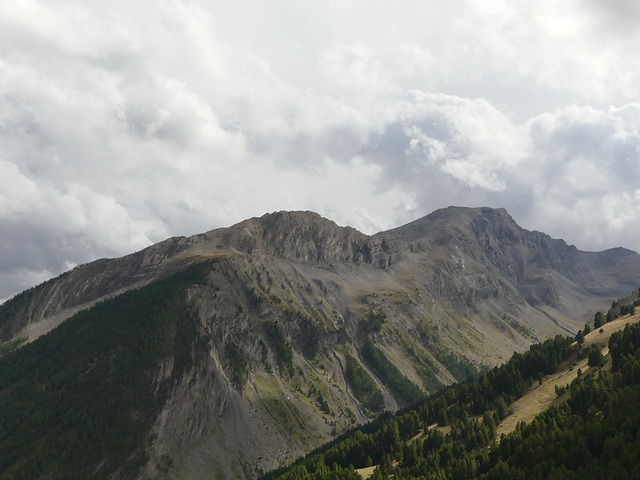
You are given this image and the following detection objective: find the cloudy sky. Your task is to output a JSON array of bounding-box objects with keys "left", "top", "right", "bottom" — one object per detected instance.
[{"left": 1, "top": 0, "right": 640, "bottom": 303}]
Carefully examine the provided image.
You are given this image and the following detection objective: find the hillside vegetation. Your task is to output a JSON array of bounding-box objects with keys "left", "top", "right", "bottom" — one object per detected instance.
[
  {"left": 0, "top": 262, "right": 210, "bottom": 479},
  {"left": 262, "top": 309, "right": 640, "bottom": 480}
]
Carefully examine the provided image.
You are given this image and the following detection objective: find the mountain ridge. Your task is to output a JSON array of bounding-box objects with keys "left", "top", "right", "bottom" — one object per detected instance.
[
  {"left": 1, "top": 206, "right": 640, "bottom": 479},
  {"left": 5, "top": 205, "right": 637, "bottom": 346}
]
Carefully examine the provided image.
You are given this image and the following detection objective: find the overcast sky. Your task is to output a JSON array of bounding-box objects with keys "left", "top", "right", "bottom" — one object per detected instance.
[{"left": 1, "top": 1, "right": 640, "bottom": 303}]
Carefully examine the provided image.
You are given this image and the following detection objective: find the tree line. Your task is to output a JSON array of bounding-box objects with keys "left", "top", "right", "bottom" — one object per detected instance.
[
  {"left": 0, "top": 261, "right": 212, "bottom": 480},
  {"left": 262, "top": 319, "right": 640, "bottom": 480}
]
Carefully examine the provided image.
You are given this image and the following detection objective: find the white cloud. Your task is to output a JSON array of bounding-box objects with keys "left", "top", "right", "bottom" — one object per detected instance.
[
  {"left": 1, "top": 0, "right": 640, "bottom": 302},
  {"left": 362, "top": 92, "right": 530, "bottom": 192},
  {"left": 512, "top": 104, "right": 640, "bottom": 250},
  {"left": 319, "top": 44, "right": 397, "bottom": 102},
  {"left": 0, "top": 160, "right": 40, "bottom": 217}
]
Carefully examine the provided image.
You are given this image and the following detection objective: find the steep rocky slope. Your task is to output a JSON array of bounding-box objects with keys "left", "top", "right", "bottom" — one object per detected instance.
[{"left": 1, "top": 207, "right": 639, "bottom": 479}]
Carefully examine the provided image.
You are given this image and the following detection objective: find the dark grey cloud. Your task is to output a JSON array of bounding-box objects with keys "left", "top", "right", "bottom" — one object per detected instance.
[{"left": 588, "top": 0, "right": 640, "bottom": 32}]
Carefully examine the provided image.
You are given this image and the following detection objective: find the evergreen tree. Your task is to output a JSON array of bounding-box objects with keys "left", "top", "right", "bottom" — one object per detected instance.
[
  {"left": 588, "top": 349, "right": 604, "bottom": 368},
  {"left": 594, "top": 312, "right": 605, "bottom": 328}
]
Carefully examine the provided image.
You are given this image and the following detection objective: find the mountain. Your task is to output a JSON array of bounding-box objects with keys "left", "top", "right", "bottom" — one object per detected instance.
[
  {"left": 1, "top": 207, "right": 639, "bottom": 479},
  {"left": 261, "top": 313, "right": 640, "bottom": 480}
]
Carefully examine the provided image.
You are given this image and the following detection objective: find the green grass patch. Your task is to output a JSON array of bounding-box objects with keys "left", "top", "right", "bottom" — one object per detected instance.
[
  {"left": 344, "top": 353, "right": 384, "bottom": 412},
  {"left": 361, "top": 340, "right": 423, "bottom": 405}
]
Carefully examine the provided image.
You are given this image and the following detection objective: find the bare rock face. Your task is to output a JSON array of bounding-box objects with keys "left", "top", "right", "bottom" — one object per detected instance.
[
  {"left": 377, "top": 206, "right": 639, "bottom": 316},
  {"left": 2, "top": 206, "right": 640, "bottom": 480},
  {"left": 214, "top": 211, "right": 383, "bottom": 266}
]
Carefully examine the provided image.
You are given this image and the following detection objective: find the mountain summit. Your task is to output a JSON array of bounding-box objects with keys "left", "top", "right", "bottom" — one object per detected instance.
[{"left": 1, "top": 207, "right": 639, "bottom": 479}]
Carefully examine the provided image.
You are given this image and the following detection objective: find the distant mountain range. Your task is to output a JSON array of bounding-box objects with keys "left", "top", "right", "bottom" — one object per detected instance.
[{"left": 1, "top": 206, "right": 639, "bottom": 479}]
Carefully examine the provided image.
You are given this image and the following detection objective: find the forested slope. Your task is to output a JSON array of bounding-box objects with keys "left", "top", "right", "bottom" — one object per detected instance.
[
  {"left": 262, "top": 314, "right": 640, "bottom": 480},
  {"left": 0, "top": 261, "right": 210, "bottom": 479}
]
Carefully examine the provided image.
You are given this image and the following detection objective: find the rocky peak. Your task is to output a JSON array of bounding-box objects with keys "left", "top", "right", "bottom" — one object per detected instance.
[{"left": 216, "top": 210, "right": 378, "bottom": 266}]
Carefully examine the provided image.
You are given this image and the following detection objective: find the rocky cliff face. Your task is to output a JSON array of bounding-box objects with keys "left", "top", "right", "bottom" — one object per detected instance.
[{"left": 1, "top": 207, "right": 639, "bottom": 479}]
